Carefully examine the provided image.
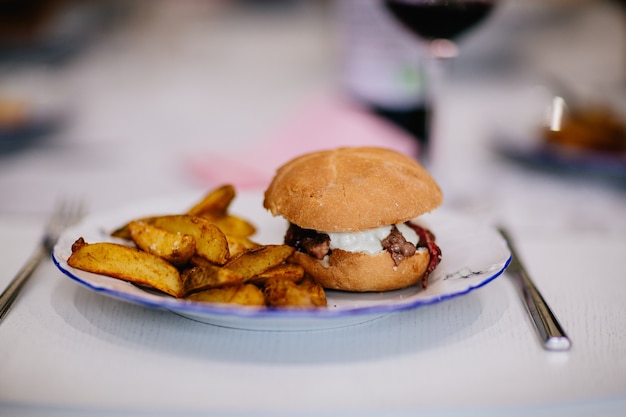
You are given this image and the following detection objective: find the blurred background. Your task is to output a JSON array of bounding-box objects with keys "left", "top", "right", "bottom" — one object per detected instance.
[{"left": 0, "top": 0, "right": 625, "bottom": 228}]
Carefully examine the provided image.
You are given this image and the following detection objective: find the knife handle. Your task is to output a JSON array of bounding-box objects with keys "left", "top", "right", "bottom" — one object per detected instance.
[
  {"left": 513, "top": 268, "right": 572, "bottom": 351},
  {"left": 498, "top": 228, "right": 571, "bottom": 351}
]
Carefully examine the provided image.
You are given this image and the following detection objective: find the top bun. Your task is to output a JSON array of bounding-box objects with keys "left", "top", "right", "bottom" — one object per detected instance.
[{"left": 263, "top": 147, "right": 442, "bottom": 232}]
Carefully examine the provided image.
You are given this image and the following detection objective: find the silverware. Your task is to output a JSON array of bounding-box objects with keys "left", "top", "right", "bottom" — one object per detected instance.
[
  {"left": 498, "top": 227, "right": 572, "bottom": 351},
  {"left": 0, "top": 199, "right": 85, "bottom": 325}
]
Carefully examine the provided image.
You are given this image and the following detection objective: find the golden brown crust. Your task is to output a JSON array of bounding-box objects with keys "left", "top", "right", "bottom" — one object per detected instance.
[
  {"left": 263, "top": 147, "right": 442, "bottom": 232},
  {"left": 289, "top": 249, "right": 430, "bottom": 292}
]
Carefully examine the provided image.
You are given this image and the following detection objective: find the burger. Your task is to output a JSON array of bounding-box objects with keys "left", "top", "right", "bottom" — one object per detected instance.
[{"left": 263, "top": 147, "right": 443, "bottom": 292}]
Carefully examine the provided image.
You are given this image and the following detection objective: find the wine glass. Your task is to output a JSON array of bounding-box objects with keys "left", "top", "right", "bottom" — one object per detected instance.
[{"left": 382, "top": 0, "right": 498, "bottom": 164}]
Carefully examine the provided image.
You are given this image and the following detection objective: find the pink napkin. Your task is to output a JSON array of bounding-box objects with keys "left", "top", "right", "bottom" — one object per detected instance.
[{"left": 186, "top": 95, "right": 420, "bottom": 189}]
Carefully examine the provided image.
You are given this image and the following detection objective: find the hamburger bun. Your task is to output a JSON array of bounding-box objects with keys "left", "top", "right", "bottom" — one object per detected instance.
[
  {"left": 290, "top": 248, "right": 430, "bottom": 292},
  {"left": 263, "top": 146, "right": 442, "bottom": 232},
  {"left": 263, "top": 147, "right": 442, "bottom": 292}
]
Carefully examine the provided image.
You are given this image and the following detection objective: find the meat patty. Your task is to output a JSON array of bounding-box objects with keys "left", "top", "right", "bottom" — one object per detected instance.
[{"left": 284, "top": 222, "right": 442, "bottom": 289}]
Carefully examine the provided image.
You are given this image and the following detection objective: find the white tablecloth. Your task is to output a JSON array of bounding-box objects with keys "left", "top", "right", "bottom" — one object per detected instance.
[{"left": 1, "top": 1, "right": 626, "bottom": 416}]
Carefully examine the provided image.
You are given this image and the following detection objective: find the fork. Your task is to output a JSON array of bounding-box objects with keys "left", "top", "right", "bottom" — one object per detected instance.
[{"left": 0, "top": 199, "right": 85, "bottom": 325}]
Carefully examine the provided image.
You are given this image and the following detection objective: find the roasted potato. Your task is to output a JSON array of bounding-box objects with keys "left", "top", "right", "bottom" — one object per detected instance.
[
  {"left": 150, "top": 215, "right": 230, "bottom": 265},
  {"left": 113, "top": 213, "right": 256, "bottom": 241},
  {"left": 114, "top": 214, "right": 231, "bottom": 265},
  {"left": 187, "top": 184, "right": 236, "bottom": 217},
  {"left": 74, "top": 184, "right": 328, "bottom": 309},
  {"left": 187, "top": 254, "right": 214, "bottom": 268},
  {"left": 205, "top": 214, "right": 256, "bottom": 238},
  {"left": 182, "top": 265, "right": 244, "bottom": 295},
  {"left": 68, "top": 238, "right": 183, "bottom": 297},
  {"left": 223, "top": 245, "right": 295, "bottom": 281},
  {"left": 249, "top": 263, "right": 305, "bottom": 286},
  {"left": 263, "top": 275, "right": 327, "bottom": 308},
  {"left": 186, "top": 185, "right": 256, "bottom": 237},
  {"left": 187, "top": 284, "right": 265, "bottom": 306},
  {"left": 110, "top": 216, "right": 155, "bottom": 240},
  {"left": 297, "top": 275, "right": 328, "bottom": 306},
  {"left": 225, "top": 235, "right": 261, "bottom": 258},
  {"left": 128, "top": 220, "right": 195, "bottom": 266},
  {"left": 112, "top": 184, "right": 255, "bottom": 239}
]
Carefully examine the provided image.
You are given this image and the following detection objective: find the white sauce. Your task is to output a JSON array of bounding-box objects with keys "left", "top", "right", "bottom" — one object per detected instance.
[{"left": 326, "top": 223, "right": 419, "bottom": 254}]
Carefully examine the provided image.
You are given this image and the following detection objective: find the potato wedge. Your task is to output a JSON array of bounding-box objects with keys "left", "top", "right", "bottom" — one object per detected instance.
[
  {"left": 264, "top": 276, "right": 327, "bottom": 308},
  {"left": 110, "top": 216, "right": 155, "bottom": 240},
  {"left": 182, "top": 265, "right": 244, "bottom": 295},
  {"left": 225, "top": 235, "right": 261, "bottom": 258},
  {"left": 223, "top": 245, "right": 295, "bottom": 281},
  {"left": 151, "top": 215, "right": 230, "bottom": 265},
  {"left": 111, "top": 184, "right": 255, "bottom": 240},
  {"left": 297, "top": 275, "right": 327, "bottom": 307},
  {"left": 187, "top": 284, "right": 265, "bottom": 306},
  {"left": 187, "top": 184, "right": 236, "bottom": 217},
  {"left": 128, "top": 221, "right": 195, "bottom": 266},
  {"left": 202, "top": 214, "right": 256, "bottom": 238},
  {"left": 67, "top": 238, "right": 183, "bottom": 297},
  {"left": 113, "top": 213, "right": 256, "bottom": 241},
  {"left": 249, "top": 263, "right": 305, "bottom": 286},
  {"left": 188, "top": 254, "right": 214, "bottom": 268}
]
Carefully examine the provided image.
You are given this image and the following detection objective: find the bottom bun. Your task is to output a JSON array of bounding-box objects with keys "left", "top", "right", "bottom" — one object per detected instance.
[{"left": 289, "top": 249, "right": 430, "bottom": 292}]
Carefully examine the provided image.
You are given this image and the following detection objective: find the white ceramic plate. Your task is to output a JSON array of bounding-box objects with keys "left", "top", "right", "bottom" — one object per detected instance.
[{"left": 53, "top": 191, "right": 511, "bottom": 331}]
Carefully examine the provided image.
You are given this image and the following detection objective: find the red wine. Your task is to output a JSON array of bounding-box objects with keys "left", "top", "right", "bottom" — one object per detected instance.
[
  {"left": 384, "top": 0, "right": 495, "bottom": 41},
  {"left": 372, "top": 104, "right": 432, "bottom": 154}
]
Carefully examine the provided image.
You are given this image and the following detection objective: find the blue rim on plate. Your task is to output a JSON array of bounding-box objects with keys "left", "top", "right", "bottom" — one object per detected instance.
[{"left": 52, "top": 191, "right": 511, "bottom": 330}]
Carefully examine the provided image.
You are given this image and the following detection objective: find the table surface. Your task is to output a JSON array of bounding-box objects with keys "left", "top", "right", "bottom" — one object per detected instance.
[{"left": 1, "top": 1, "right": 626, "bottom": 416}]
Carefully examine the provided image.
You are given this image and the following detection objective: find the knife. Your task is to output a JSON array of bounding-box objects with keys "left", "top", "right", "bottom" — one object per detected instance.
[{"left": 499, "top": 227, "right": 572, "bottom": 351}]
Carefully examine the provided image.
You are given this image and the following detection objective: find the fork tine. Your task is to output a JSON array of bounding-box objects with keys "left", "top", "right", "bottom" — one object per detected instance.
[{"left": 43, "top": 198, "right": 86, "bottom": 251}]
